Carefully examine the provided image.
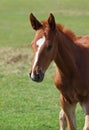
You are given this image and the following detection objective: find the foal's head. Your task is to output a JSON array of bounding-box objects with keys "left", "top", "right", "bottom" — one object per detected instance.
[{"left": 29, "top": 13, "right": 57, "bottom": 82}]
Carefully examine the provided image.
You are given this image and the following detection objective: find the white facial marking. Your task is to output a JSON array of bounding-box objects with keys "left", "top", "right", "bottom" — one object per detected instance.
[
  {"left": 36, "top": 36, "right": 46, "bottom": 47},
  {"left": 31, "top": 36, "right": 46, "bottom": 79}
]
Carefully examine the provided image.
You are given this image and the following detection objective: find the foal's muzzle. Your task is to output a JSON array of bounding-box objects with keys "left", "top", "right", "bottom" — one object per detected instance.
[{"left": 29, "top": 70, "right": 44, "bottom": 82}]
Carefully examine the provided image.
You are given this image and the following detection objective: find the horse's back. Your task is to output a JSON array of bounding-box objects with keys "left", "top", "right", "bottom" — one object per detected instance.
[{"left": 75, "top": 35, "right": 89, "bottom": 47}]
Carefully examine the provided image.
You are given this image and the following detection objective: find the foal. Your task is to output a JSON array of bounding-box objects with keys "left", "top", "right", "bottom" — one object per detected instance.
[{"left": 29, "top": 13, "right": 89, "bottom": 130}]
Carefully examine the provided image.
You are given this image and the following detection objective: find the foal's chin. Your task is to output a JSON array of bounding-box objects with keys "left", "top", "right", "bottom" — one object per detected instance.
[{"left": 31, "top": 77, "right": 44, "bottom": 83}]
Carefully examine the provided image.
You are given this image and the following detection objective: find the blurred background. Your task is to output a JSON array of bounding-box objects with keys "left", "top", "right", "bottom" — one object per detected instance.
[{"left": 0, "top": 0, "right": 89, "bottom": 130}]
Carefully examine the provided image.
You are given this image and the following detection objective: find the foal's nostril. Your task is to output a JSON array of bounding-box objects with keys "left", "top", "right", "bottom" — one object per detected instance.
[
  {"left": 36, "top": 73, "right": 40, "bottom": 80},
  {"left": 29, "top": 72, "right": 31, "bottom": 77}
]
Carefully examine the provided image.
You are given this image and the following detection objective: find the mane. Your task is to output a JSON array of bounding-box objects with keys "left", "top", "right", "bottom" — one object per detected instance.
[
  {"left": 56, "top": 24, "right": 77, "bottom": 41},
  {"left": 41, "top": 21, "right": 76, "bottom": 42}
]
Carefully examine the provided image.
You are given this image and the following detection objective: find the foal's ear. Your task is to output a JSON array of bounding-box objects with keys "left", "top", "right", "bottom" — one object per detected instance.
[
  {"left": 48, "top": 13, "right": 56, "bottom": 30},
  {"left": 30, "top": 13, "right": 42, "bottom": 30}
]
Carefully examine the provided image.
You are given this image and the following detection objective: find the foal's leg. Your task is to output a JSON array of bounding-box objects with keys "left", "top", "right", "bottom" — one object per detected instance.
[
  {"left": 59, "top": 109, "right": 67, "bottom": 130},
  {"left": 81, "top": 98, "right": 89, "bottom": 130},
  {"left": 60, "top": 94, "right": 76, "bottom": 130}
]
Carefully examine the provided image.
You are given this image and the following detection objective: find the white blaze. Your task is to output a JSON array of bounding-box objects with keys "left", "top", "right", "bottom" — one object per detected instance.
[{"left": 31, "top": 36, "right": 46, "bottom": 79}]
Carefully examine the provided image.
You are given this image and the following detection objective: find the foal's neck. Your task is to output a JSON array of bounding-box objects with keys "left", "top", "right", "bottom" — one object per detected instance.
[{"left": 54, "top": 29, "right": 77, "bottom": 77}]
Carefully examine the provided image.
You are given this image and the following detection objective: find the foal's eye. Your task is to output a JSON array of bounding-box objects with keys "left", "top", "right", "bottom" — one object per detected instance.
[{"left": 47, "top": 45, "right": 52, "bottom": 51}]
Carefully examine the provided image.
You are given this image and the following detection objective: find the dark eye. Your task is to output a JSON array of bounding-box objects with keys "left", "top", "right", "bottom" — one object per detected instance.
[{"left": 47, "top": 45, "right": 52, "bottom": 51}]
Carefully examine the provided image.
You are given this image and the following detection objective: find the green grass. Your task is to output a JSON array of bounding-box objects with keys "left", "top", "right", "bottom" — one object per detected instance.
[{"left": 0, "top": 0, "right": 89, "bottom": 129}]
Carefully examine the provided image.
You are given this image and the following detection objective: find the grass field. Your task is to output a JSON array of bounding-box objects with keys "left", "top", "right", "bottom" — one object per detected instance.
[{"left": 0, "top": 0, "right": 89, "bottom": 130}]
